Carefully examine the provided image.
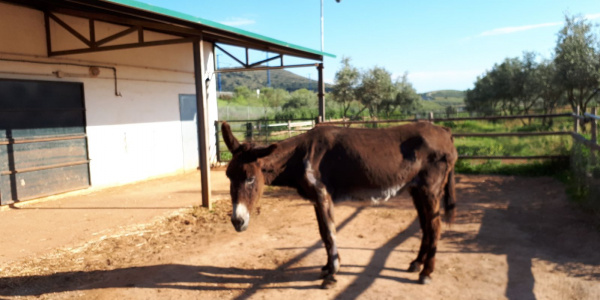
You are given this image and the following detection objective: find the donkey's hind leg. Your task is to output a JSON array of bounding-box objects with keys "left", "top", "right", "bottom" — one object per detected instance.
[
  {"left": 313, "top": 196, "right": 339, "bottom": 289},
  {"left": 407, "top": 194, "right": 428, "bottom": 273},
  {"left": 408, "top": 169, "right": 446, "bottom": 284}
]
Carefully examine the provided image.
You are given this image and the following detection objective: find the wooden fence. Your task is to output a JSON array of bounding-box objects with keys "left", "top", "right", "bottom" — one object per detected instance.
[
  {"left": 322, "top": 112, "right": 578, "bottom": 160},
  {"left": 214, "top": 119, "right": 315, "bottom": 162},
  {"left": 215, "top": 108, "right": 599, "bottom": 162},
  {"left": 572, "top": 107, "right": 600, "bottom": 153}
]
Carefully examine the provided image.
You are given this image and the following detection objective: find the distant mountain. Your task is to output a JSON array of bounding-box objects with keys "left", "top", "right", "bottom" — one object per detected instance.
[
  {"left": 216, "top": 69, "right": 332, "bottom": 92},
  {"left": 420, "top": 90, "right": 465, "bottom": 100}
]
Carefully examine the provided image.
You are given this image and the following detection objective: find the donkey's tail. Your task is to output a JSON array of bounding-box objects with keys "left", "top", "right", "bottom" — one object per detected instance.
[{"left": 443, "top": 168, "right": 457, "bottom": 223}]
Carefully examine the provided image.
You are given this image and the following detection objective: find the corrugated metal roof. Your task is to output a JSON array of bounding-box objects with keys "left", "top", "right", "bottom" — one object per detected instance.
[{"left": 105, "top": 0, "right": 336, "bottom": 59}]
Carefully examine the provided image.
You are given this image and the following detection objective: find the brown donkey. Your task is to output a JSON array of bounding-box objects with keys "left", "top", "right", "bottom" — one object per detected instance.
[{"left": 221, "top": 121, "right": 457, "bottom": 288}]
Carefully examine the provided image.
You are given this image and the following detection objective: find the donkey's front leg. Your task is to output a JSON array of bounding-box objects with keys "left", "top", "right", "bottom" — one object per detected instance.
[{"left": 313, "top": 193, "right": 339, "bottom": 289}]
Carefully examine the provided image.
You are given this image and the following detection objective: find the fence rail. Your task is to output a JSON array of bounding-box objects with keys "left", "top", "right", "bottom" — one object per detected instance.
[
  {"left": 452, "top": 131, "right": 571, "bottom": 138},
  {"left": 323, "top": 112, "right": 574, "bottom": 126}
]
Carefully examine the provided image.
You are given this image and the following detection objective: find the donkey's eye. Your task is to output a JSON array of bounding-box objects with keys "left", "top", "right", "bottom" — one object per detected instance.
[{"left": 245, "top": 177, "right": 256, "bottom": 185}]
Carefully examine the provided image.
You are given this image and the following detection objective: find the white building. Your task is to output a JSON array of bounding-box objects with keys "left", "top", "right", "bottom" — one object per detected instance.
[{"left": 0, "top": 0, "right": 333, "bottom": 206}]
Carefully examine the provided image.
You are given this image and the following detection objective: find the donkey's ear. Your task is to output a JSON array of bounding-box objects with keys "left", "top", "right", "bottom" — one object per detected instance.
[
  {"left": 221, "top": 122, "right": 241, "bottom": 153},
  {"left": 253, "top": 144, "right": 278, "bottom": 159}
]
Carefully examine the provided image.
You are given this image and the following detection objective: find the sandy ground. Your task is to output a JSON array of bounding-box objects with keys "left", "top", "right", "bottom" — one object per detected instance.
[{"left": 0, "top": 172, "right": 599, "bottom": 299}]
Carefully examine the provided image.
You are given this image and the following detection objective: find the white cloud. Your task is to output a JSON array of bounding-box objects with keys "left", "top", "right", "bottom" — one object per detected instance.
[
  {"left": 478, "top": 22, "right": 562, "bottom": 37},
  {"left": 585, "top": 13, "right": 600, "bottom": 20},
  {"left": 469, "top": 13, "right": 600, "bottom": 39},
  {"left": 221, "top": 17, "right": 256, "bottom": 27}
]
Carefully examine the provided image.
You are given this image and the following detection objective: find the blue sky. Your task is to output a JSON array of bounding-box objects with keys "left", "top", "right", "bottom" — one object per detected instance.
[{"left": 140, "top": 0, "right": 599, "bottom": 93}]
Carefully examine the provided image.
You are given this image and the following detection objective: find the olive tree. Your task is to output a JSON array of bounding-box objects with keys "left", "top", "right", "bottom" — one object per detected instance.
[
  {"left": 356, "top": 66, "right": 394, "bottom": 118},
  {"left": 554, "top": 14, "right": 600, "bottom": 115},
  {"left": 331, "top": 57, "right": 360, "bottom": 119}
]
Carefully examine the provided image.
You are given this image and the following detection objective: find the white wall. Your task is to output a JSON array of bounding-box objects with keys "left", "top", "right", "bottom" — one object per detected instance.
[{"left": 0, "top": 2, "right": 219, "bottom": 188}]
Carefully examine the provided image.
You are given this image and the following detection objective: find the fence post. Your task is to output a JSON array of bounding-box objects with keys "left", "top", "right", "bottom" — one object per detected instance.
[
  {"left": 574, "top": 106, "right": 580, "bottom": 134},
  {"left": 215, "top": 121, "right": 221, "bottom": 162},
  {"left": 287, "top": 120, "right": 292, "bottom": 138},
  {"left": 245, "top": 122, "right": 253, "bottom": 142},
  {"left": 428, "top": 112, "right": 434, "bottom": 123}
]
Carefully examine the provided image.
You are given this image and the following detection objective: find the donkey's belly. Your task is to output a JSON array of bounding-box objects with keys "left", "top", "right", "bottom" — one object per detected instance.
[{"left": 333, "top": 184, "right": 407, "bottom": 203}]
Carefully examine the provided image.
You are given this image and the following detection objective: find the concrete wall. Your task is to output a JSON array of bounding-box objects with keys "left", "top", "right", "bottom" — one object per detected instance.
[{"left": 0, "top": 2, "right": 219, "bottom": 188}]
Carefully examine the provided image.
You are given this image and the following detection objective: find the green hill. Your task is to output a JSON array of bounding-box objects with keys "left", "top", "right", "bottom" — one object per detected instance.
[
  {"left": 217, "top": 69, "right": 332, "bottom": 92},
  {"left": 425, "top": 90, "right": 465, "bottom": 99},
  {"left": 420, "top": 89, "right": 465, "bottom": 108}
]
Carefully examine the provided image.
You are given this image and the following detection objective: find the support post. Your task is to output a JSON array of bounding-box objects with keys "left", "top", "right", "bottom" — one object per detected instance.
[
  {"left": 317, "top": 63, "right": 325, "bottom": 122},
  {"left": 193, "top": 39, "right": 212, "bottom": 209},
  {"left": 574, "top": 106, "right": 580, "bottom": 134},
  {"left": 591, "top": 107, "right": 598, "bottom": 165},
  {"left": 591, "top": 107, "right": 597, "bottom": 144},
  {"left": 215, "top": 121, "right": 221, "bottom": 163}
]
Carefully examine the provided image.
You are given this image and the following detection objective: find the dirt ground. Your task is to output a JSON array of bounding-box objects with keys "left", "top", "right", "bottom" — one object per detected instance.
[{"left": 0, "top": 173, "right": 599, "bottom": 299}]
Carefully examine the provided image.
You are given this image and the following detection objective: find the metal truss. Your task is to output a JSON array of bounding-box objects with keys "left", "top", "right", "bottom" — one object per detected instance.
[
  {"left": 44, "top": 9, "right": 196, "bottom": 57},
  {"left": 214, "top": 44, "right": 320, "bottom": 73}
]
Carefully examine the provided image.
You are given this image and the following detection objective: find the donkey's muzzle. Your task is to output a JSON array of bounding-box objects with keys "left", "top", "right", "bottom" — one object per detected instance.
[
  {"left": 232, "top": 203, "right": 250, "bottom": 232},
  {"left": 231, "top": 217, "right": 248, "bottom": 232}
]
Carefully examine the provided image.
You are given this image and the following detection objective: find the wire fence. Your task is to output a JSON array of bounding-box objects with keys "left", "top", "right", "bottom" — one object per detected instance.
[{"left": 218, "top": 106, "right": 279, "bottom": 121}]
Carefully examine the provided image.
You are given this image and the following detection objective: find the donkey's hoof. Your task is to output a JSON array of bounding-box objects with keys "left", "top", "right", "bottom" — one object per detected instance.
[
  {"left": 418, "top": 274, "right": 432, "bottom": 285},
  {"left": 319, "top": 266, "right": 329, "bottom": 279},
  {"left": 407, "top": 262, "right": 422, "bottom": 273},
  {"left": 320, "top": 275, "right": 337, "bottom": 289}
]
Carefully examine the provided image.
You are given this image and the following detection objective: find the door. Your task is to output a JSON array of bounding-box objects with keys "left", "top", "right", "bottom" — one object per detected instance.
[
  {"left": 179, "top": 94, "right": 199, "bottom": 171},
  {"left": 0, "top": 79, "right": 90, "bottom": 205}
]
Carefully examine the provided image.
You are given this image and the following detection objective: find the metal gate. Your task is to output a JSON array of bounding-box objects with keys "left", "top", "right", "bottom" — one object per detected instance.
[{"left": 0, "top": 79, "right": 90, "bottom": 205}]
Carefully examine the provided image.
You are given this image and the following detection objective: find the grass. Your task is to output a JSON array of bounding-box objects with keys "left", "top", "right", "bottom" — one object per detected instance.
[
  {"left": 455, "top": 158, "right": 569, "bottom": 177},
  {"left": 444, "top": 117, "right": 573, "bottom": 160}
]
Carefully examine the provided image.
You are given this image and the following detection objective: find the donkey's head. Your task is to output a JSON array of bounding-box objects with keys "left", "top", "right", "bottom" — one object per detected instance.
[{"left": 221, "top": 122, "right": 277, "bottom": 232}]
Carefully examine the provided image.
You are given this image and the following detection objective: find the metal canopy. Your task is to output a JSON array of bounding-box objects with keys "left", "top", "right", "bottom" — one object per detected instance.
[
  {"left": 3, "top": 0, "right": 335, "bottom": 63},
  {"left": 1, "top": 0, "right": 335, "bottom": 208}
]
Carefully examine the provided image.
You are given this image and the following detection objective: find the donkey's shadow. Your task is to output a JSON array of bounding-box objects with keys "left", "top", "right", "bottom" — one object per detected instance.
[{"left": 0, "top": 264, "right": 325, "bottom": 297}]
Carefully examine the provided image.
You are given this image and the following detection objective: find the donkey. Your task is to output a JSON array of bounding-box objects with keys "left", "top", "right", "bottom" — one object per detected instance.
[{"left": 221, "top": 121, "right": 457, "bottom": 289}]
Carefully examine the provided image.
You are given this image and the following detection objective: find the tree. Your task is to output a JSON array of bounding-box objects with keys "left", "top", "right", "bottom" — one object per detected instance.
[
  {"left": 356, "top": 66, "right": 394, "bottom": 118},
  {"left": 492, "top": 58, "right": 521, "bottom": 115},
  {"left": 278, "top": 89, "right": 318, "bottom": 119},
  {"left": 445, "top": 105, "right": 458, "bottom": 118},
  {"left": 465, "top": 73, "right": 497, "bottom": 116},
  {"left": 536, "top": 60, "right": 565, "bottom": 123},
  {"left": 554, "top": 14, "right": 600, "bottom": 117},
  {"left": 331, "top": 57, "right": 360, "bottom": 119},
  {"left": 514, "top": 52, "right": 541, "bottom": 118},
  {"left": 393, "top": 73, "right": 421, "bottom": 115},
  {"left": 234, "top": 85, "right": 253, "bottom": 103},
  {"left": 283, "top": 89, "right": 316, "bottom": 110},
  {"left": 465, "top": 53, "right": 543, "bottom": 120},
  {"left": 379, "top": 73, "right": 421, "bottom": 118},
  {"left": 259, "top": 87, "right": 288, "bottom": 114}
]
